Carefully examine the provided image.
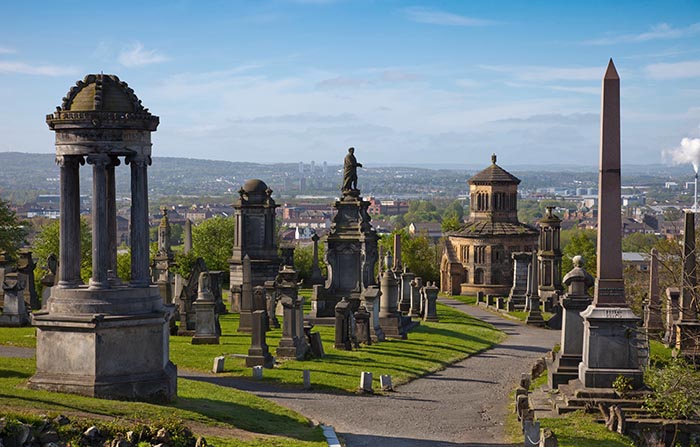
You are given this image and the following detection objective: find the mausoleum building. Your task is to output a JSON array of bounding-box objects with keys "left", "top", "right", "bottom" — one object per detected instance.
[{"left": 440, "top": 155, "right": 538, "bottom": 296}]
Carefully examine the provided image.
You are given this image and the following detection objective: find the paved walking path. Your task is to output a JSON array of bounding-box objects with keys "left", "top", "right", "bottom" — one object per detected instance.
[
  {"left": 0, "top": 299, "right": 559, "bottom": 446},
  {"left": 182, "top": 299, "right": 559, "bottom": 447}
]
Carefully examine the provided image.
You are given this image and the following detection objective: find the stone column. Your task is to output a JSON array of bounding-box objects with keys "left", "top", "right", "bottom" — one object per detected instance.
[
  {"left": 238, "top": 255, "right": 254, "bottom": 333},
  {"left": 183, "top": 218, "right": 192, "bottom": 254},
  {"left": 309, "top": 233, "right": 324, "bottom": 285},
  {"left": 57, "top": 155, "right": 82, "bottom": 287},
  {"left": 87, "top": 153, "right": 110, "bottom": 289},
  {"left": 393, "top": 233, "right": 402, "bottom": 271},
  {"left": 644, "top": 248, "right": 664, "bottom": 332},
  {"left": 129, "top": 154, "right": 150, "bottom": 287},
  {"left": 525, "top": 252, "right": 544, "bottom": 326},
  {"left": 106, "top": 157, "right": 121, "bottom": 283}
]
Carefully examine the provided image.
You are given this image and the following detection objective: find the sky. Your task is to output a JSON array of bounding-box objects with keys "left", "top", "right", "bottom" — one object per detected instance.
[{"left": 1, "top": 0, "right": 699, "bottom": 168}]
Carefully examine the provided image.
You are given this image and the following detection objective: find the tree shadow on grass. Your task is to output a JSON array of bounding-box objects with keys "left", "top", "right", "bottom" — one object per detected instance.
[{"left": 170, "top": 395, "right": 323, "bottom": 442}]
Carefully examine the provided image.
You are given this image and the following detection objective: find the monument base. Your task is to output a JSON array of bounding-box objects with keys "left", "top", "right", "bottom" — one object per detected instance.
[
  {"left": 548, "top": 353, "right": 582, "bottom": 389},
  {"left": 578, "top": 305, "right": 644, "bottom": 389},
  {"left": 675, "top": 321, "right": 700, "bottom": 359},
  {"left": 30, "top": 310, "right": 177, "bottom": 403},
  {"left": 379, "top": 315, "right": 406, "bottom": 339}
]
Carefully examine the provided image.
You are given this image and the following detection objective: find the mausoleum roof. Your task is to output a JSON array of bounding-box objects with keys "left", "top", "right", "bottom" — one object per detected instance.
[
  {"left": 468, "top": 154, "right": 520, "bottom": 185},
  {"left": 59, "top": 74, "right": 149, "bottom": 113},
  {"left": 450, "top": 220, "right": 538, "bottom": 238}
]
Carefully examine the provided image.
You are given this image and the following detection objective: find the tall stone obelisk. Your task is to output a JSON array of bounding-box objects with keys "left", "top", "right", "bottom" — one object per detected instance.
[{"left": 579, "top": 60, "right": 643, "bottom": 388}]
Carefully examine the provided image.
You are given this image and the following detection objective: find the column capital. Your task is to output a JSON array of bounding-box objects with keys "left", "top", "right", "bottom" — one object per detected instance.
[
  {"left": 55, "top": 154, "right": 84, "bottom": 167},
  {"left": 126, "top": 153, "right": 152, "bottom": 167},
  {"left": 86, "top": 153, "right": 112, "bottom": 167}
]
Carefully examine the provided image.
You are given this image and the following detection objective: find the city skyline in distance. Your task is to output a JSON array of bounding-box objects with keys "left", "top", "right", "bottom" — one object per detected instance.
[{"left": 0, "top": 0, "right": 699, "bottom": 167}]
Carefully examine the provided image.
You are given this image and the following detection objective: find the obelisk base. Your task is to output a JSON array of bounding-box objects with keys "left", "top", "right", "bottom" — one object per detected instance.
[{"left": 578, "top": 305, "right": 643, "bottom": 389}]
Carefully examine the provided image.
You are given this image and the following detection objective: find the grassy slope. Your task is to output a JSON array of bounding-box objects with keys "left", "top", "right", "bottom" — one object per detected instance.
[
  {"left": 169, "top": 302, "right": 504, "bottom": 392},
  {"left": 0, "top": 357, "right": 324, "bottom": 447},
  {"left": 0, "top": 295, "right": 504, "bottom": 445}
]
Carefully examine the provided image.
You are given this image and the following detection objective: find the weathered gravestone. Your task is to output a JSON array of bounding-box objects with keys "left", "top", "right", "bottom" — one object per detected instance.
[
  {"left": 192, "top": 272, "right": 220, "bottom": 345},
  {"left": 354, "top": 305, "right": 371, "bottom": 345},
  {"left": 334, "top": 297, "right": 354, "bottom": 350},
  {"left": 361, "top": 285, "right": 385, "bottom": 342},
  {"left": 0, "top": 273, "right": 29, "bottom": 326},
  {"left": 422, "top": 281, "right": 439, "bottom": 322},
  {"left": 276, "top": 266, "right": 309, "bottom": 360},
  {"left": 548, "top": 255, "right": 594, "bottom": 389},
  {"left": 508, "top": 252, "right": 531, "bottom": 311},
  {"left": 246, "top": 309, "right": 274, "bottom": 368}
]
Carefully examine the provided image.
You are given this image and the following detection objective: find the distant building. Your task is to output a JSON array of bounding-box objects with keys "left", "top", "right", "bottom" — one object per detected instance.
[
  {"left": 408, "top": 221, "right": 443, "bottom": 241},
  {"left": 367, "top": 197, "right": 409, "bottom": 216},
  {"left": 440, "top": 154, "right": 538, "bottom": 296}
]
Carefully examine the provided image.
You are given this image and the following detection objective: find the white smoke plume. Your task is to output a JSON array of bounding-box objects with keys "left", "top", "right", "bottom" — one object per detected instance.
[{"left": 664, "top": 137, "right": 700, "bottom": 173}]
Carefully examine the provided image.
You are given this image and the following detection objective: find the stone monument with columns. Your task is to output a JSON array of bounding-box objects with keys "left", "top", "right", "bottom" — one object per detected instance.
[
  {"left": 537, "top": 206, "right": 563, "bottom": 308},
  {"left": 29, "top": 74, "right": 177, "bottom": 402},
  {"left": 579, "top": 60, "right": 643, "bottom": 389},
  {"left": 229, "top": 179, "right": 281, "bottom": 289}
]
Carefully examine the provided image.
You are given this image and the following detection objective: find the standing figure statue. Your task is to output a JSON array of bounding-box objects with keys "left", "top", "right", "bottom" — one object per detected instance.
[{"left": 342, "top": 147, "right": 363, "bottom": 192}]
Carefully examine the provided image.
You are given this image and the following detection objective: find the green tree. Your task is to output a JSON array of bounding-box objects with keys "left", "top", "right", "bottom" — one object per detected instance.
[
  {"left": 190, "top": 216, "right": 235, "bottom": 272},
  {"left": 562, "top": 229, "right": 597, "bottom": 277},
  {"left": 293, "top": 242, "right": 327, "bottom": 285},
  {"left": 621, "top": 233, "right": 660, "bottom": 253},
  {"left": 116, "top": 250, "right": 131, "bottom": 281},
  {"left": 32, "top": 218, "right": 92, "bottom": 283},
  {"left": 441, "top": 215, "right": 462, "bottom": 233},
  {"left": 0, "top": 199, "right": 29, "bottom": 257},
  {"left": 379, "top": 228, "right": 439, "bottom": 283}
]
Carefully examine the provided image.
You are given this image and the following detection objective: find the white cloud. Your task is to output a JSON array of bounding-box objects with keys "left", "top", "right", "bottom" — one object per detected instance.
[
  {"left": 402, "top": 7, "right": 495, "bottom": 27},
  {"left": 0, "top": 61, "right": 78, "bottom": 76},
  {"left": 479, "top": 64, "right": 602, "bottom": 82},
  {"left": 118, "top": 42, "right": 170, "bottom": 67},
  {"left": 646, "top": 60, "right": 700, "bottom": 80},
  {"left": 584, "top": 22, "right": 700, "bottom": 45},
  {"left": 0, "top": 46, "right": 16, "bottom": 55}
]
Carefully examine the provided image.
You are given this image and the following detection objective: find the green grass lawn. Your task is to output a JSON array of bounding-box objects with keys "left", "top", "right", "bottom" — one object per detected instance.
[
  {"left": 0, "top": 357, "right": 325, "bottom": 447},
  {"left": 0, "top": 293, "right": 504, "bottom": 444},
  {"left": 169, "top": 301, "right": 504, "bottom": 392},
  {"left": 445, "top": 294, "right": 554, "bottom": 322},
  {"left": 538, "top": 412, "right": 634, "bottom": 447}
]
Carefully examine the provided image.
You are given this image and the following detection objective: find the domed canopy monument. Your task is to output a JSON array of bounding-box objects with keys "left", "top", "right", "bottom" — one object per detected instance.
[{"left": 29, "top": 74, "right": 177, "bottom": 402}]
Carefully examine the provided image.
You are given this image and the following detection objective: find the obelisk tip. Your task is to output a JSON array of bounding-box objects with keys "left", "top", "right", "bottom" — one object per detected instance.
[{"left": 604, "top": 58, "right": 619, "bottom": 80}]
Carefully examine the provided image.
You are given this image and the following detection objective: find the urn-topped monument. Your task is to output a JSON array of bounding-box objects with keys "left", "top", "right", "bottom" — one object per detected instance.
[
  {"left": 29, "top": 74, "right": 177, "bottom": 402},
  {"left": 308, "top": 148, "right": 379, "bottom": 319}
]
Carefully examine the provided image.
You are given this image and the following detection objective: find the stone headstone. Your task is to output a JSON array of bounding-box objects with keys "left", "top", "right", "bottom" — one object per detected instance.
[
  {"left": 409, "top": 276, "right": 423, "bottom": 317},
  {"left": 309, "top": 331, "right": 325, "bottom": 358},
  {"left": 0, "top": 273, "right": 29, "bottom": 327},
  {"left": 17, "top": 249, "right": 39, "bottom": 310},
  {"left": 422, "top": 281, "right": 439, "bottom": 322},
  {"left": 303, "top": 370, "right": 311, "bottom": 390},
  {"left": 238, "top": 256, "right": 255, "bottom": 333},
  {"left": 252, "top": 365, "right": 263, "bottom": 379},
  {"left": 354, "top": 305, "right": 371, "bottom": 345},
  {"left": 334, "top": 297, "right": 354, "bottom": 350},
  {"left": 212, "top": 356, "right": 225, "bottom": 373},
  {"left": 191, "top": 272, "right": 220, "bottom": 344},
  {"left": 361, "top": 285, "right": 385, "bottom": 342},
  {"left": 380, "top": 374, "right": 393, "bottom": 391},
  {"left": 675, "top": 212, "right": 700, "bottom": 358},
  {"left": 548, "top": 255, "right": 594, "bottom": 389},
  {"left": 476, "top": 290, "right": 484, "bottom": 304},
  {"left": 508, "top": 252, "right": 531, "bottom": 311},
  {"left": 399, "top": 268, "right": 414, "bottom": 314},
  {"left": 308, "top": 233, "right": 324, "bottom": 286},
  {"left": 265, "top": 280, "right": 280, "bottom": 329},
  {"left": 246, "top": 310, "right": 274, "bottom": 368},
  {"left": 525, "top": 252, "right": 545, "bottom": 327},
  {"left": 39, "top": 253, "right": 58, "bottom": 310},
  {"left": 523, "top": 420, "right": 540, "bottom": 447},
  {"left": 379, "top": 270, "right": 405, "bottom": 339},
  {"left": 359, "top": 371, "right": 373, "bottom": 393},
  {"left": 664, "top": 287, "right": 680, "bottom": 346},
  {"left": 276, "top": 266, "right": 309, "bottom": 360}
]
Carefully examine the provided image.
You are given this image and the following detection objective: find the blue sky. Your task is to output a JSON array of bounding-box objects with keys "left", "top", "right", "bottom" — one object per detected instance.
[{"left": 1, "top": 0, "right": 699, "bottom": 167}]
